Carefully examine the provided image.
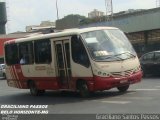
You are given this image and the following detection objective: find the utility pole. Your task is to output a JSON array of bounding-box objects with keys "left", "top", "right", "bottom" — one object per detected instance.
[
  {"left": 56, "top": 0, "right": 59, "bottom": 20},
  {"left": 105, "top": 0, "right": 113, "bottom": 23}
]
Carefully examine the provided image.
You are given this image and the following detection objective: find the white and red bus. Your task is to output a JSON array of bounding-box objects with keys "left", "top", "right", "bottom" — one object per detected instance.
[{"left": 4, "top": 27, "right": 142, "bottom": 97}]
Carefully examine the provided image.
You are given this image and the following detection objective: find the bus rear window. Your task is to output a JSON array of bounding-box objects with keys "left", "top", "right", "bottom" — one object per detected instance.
[{"left": 5, "top": 44, "right": 19, "bottom": 65}]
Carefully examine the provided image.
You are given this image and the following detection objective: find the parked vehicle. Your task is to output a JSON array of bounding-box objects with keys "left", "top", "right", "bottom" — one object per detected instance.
[
  {"left": 0, "top": 64, "right": 6, "bottom": 79},
  {"left": 140, "top": 50, "right": 160, "bottom": 76}
]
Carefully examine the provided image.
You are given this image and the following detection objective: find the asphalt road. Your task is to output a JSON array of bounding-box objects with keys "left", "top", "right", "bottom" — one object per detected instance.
[{"left": 0, "top": 77, "right": 160, "bottom": 119}]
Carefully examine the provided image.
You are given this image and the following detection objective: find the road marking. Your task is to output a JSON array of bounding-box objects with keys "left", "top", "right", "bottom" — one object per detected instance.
[
  {"left": 126, "top": 92, "right": 136, "bottom": 95},
  {"left": 123, "top": 97, "right": 153, "bottom": 100},
  {"left": 110, "top": 96, "right": 153, "bottom": 100},
  {"left": 101, "top": 101, "right": 131, "bottom": 104},
  {"left": 131, "top": 89, "right": 160, "bottom": 91}
]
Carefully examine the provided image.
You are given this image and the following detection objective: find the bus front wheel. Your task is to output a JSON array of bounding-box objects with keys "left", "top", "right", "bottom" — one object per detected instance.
[
  {"left": 117, "top": 85, "right": 129, "bottom": 92},
  {"left": 29, "top": 81, "right": 45, "bottom": 96}
]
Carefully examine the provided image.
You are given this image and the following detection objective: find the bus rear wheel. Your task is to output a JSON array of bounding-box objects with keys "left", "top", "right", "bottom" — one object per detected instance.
[
  {"left": 117, "top": 85, "right": 129, "bottom": 92},
  {"left": 29, "top": 81, "right": 45, "bottom": 96},
  {"left": 78, "top": 81, "right": 90, "bottom": 98}
]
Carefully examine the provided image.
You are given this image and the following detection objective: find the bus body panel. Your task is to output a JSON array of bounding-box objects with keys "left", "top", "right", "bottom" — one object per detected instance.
[
  {"left": 93, "top": 71, "right": 142, "bottom": 91},
  {"left": 91, "top": 57, "right": 140, "bottom": 77},
  {"left": 21, "top": 64, "right": 56, "bottom": 77},
  {"left": 6, "top": 65, "right": 59, "bottom": 89}
]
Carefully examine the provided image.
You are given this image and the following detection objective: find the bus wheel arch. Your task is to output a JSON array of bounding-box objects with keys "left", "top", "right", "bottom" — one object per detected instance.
[
  {"left": 117, "top": 85, "right": 129, "bottom": 92},
  {"left": 27, "top": 80, "right": 45, "bottom": 96},
  {"left": 76, "top": 79, "right": 90, "bottom": 98}
]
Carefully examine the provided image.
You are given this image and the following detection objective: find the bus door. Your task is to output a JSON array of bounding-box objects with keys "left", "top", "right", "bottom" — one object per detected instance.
[{"left": 54, "top": 40, "right": 71, "bottom": 89}]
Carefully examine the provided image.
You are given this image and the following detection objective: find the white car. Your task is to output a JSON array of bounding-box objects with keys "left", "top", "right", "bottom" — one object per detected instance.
[{"left": 0, "top": 64, "right": 6, "bottom": 79}]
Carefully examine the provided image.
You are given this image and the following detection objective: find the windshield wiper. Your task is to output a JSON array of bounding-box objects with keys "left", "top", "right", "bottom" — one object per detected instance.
[
  {"left": 104, "top": 52, "right": 136, "bottom": 61},
  {"left": 104, "top": 55, "right": 123, "bottom": 61},
  {"left": 123, "top": 52, "right": 136, "bottom": 58},
  {"left": 114, "top": 52, "right": 136, "bottom": 59}
]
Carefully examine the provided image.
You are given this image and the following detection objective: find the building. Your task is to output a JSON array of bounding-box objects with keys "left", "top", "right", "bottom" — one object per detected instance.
[
  {"left": 88, "top": 9, "right": 104, "bottom": 18},
  {"left": 26, "top": 21, "right": 55, "bottom": 33}
]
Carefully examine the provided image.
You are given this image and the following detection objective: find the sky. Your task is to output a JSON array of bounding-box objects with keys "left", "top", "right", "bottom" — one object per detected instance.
[{"left": 3, "top": 0, "right": 157, "bottom": 33}]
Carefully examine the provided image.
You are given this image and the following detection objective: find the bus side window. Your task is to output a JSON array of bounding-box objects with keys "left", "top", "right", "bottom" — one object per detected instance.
[
  {"left": 71, "top": 35, "right": 90, "bottom": 68},
  {"left": 5, "top": 44, "right": 19, "bottom": 65},
  {"left": 19, "top": 42, "right": 34, "bottom": 65},
  {"left": 34, "top": 39, "right": 52, "bottom": 64}
]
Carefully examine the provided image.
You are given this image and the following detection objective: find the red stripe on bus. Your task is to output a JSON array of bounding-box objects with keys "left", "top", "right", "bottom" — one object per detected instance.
[
  {"left": 13, "top": 65, "right": 22, "bottom": 88},
  {"left": 11, "top": 66, "right": 18, "bottom": 87},
  {"left": 9, "top": 66, "right": 14, "bottom": 80}
]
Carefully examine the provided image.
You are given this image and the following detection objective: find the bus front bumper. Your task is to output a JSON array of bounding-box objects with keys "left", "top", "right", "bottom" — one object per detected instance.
[{"left": 88, "top": 71, "right": 142, "bottom": 91}]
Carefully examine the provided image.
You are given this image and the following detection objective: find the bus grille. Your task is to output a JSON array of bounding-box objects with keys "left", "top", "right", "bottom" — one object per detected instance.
[{"left": 111, "top": 67, "right": 140, "bottom": 77}]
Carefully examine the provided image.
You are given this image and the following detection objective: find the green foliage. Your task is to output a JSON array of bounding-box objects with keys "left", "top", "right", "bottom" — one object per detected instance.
[{"left": 56, "top": 14, "right": 107, "bottom": 26}]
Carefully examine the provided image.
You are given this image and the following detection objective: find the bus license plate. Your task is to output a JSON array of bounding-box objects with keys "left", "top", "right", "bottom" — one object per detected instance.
[{"left": 120, "top": 80, "right": 128, "bottom": 84}]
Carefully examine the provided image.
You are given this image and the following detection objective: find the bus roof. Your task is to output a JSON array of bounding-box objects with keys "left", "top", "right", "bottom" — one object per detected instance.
[{"left": 5, "top": 27, "right": 119, "bottom": 44}]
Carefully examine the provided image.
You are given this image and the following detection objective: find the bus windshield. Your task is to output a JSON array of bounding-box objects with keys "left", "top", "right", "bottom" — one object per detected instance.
[{"left": 81, "top": 29, "right": 136, "bottom": 61}]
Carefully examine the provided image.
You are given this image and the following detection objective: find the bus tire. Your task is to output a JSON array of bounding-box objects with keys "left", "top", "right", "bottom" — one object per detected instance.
[
  {"left": 117, "top": 85, "right": 129, "bottom": 92},
  {"left": 29, "top": 81, "right": 44, "bottom": 96},
  {"left": 39, "top": 90, "right": 45, "bottom": 94},
  {"left": 78, "top": 81, "right": 90, "bottom": 98}
]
